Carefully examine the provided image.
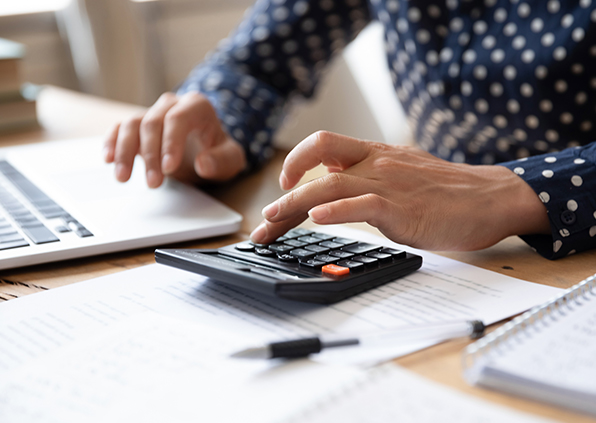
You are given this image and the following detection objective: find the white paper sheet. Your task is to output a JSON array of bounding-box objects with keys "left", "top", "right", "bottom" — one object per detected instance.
[
  {"left": 283, "top": 363, "right": 558, "bottom": 423},
  {"left": 0, "top": 226, "right": 563, "bottom": 421}
]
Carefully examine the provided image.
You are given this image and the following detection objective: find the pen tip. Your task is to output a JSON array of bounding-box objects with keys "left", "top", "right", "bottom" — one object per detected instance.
[{"left": 230, "top": 346, "right": 270, "bottom": 359}]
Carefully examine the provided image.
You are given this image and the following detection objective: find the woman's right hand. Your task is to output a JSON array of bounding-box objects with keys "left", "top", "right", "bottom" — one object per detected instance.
[{"left": 104, "top": 91, "right": 247, "bottom": 188}]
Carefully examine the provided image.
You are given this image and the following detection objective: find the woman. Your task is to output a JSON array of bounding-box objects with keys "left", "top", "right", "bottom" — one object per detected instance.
[{"left": 105, "top": 0, "right": 596, "bottom": 259}]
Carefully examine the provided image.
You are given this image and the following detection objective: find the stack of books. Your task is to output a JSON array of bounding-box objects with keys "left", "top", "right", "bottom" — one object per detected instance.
[{"left": 0, "top": 38, "right": 38, "bottom": 134}]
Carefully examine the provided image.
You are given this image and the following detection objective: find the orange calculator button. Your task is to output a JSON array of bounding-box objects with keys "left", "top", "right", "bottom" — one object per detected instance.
[{"left": 322, "top": 264, "right": 350, "bottom": 276}]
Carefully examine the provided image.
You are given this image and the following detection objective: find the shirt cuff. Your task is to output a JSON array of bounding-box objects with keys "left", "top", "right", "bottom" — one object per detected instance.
[{"left": 499, "top": 146, "right": 596, "bottom": 259}]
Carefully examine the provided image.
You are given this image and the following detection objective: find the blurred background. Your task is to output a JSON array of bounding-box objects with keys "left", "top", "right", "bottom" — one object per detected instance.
[{"left": 0, "top": 0, "right": 410, "bottom": 148}]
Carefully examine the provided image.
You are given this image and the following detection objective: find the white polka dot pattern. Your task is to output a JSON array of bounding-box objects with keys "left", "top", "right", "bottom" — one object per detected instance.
[{"left": 176, "top": 0, "right": 596, "bottom": 259}]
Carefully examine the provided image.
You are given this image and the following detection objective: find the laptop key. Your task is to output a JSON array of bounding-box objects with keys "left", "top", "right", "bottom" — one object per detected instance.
[
  {"left": 0, "top": 239, "right": 29, "bottom": 250},
  {"left": 22, "top": 226, "right": 59, "bottom": 244}
]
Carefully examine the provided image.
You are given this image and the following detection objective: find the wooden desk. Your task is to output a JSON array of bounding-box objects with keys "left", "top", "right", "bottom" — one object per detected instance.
[{"left": 1, "top": 86, "right": 594, "bottom": 423}]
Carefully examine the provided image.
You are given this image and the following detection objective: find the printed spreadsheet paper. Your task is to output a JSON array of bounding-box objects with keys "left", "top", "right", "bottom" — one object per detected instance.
[
  {"left": 0, "top": 226, "right": 562, "bottom": 422},
  {"left": 282, "top": 364, "right": 558, "bottom": 423}
]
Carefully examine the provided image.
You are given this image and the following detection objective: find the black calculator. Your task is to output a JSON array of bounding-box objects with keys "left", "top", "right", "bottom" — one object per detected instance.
[{"left": 155, "top": 228, "right": 422, "bottom": 304}]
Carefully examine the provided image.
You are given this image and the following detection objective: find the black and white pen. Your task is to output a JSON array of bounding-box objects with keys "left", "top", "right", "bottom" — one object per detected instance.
[{"left": 231, "top": 319, "right": 485, "bottom": 359}]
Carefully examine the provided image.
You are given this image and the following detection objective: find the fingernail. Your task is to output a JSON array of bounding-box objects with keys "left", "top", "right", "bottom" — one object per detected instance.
[
  {"left": 250, "top": 223, "right": 267, "bottom": 242},
  {"left": 279, "top": 170, "right": 288, "bottom": 189},
  {"left": 162, "top": 154, "right": 175, "bottom": 174},
  {"left": 147, "top": 169, "right": 161, "bottom": 188},
  {"left": 262, "top": 202, "right": 279, "bottom": 219},
  {"left": 115, "top": 163, "right": 128, "bottom": 182},
  {"left": 198, "top": 154, "right": 216, "bottom": 176},
  {"left": 309, "top": 205, "right": 329, "bottom": 222}
]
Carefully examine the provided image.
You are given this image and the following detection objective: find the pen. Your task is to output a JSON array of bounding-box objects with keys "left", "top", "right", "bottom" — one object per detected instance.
[{"left": 231, "top": 319, "right": 485, "bottom": 359}]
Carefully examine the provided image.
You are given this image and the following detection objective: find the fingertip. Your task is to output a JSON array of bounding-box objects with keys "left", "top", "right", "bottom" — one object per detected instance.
[
  {"left": 196, "top": 154, "right": 216, "bottom": 178},
  {"left": 115, "top": 163, "right": 131, "bottom": 182},
  {"left": 103, "top": 146, "right": 113, "bottom": 163},
  {"left": 161, "top": 154, "right": 176, "bottom": 175},
  {"left": 250, "top": 222, "right": 267, "bottom": 243},
  {"left": 279, "top": 170, "right": 289, "bottom": 190},
  {"left": 146, "top": 169, "right": 163, "bottom": 188},
  {"left": 308, "top": 205, "right": 330, "bottom": 223}
]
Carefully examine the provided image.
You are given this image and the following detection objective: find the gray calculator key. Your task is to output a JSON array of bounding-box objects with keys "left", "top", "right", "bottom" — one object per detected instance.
[
  {"left": 379, "top": 248, "right": 406, "bottom": 259},
  {"left": 297, "top": 236, "right": 321, "bottom": 244},
  {"left": 352, "top": 255, "right": 379, "bottom": 265},
  {"left": 305, "top": 245, "right": 330, "bottom": 254},
  {"left": 269, "top": 243, "right": 295, "bottom": 253},
  {"left": 337, "top": 260, "right": 365, "bottom": 270},
  {"left": 300, "top": 259, "right": 325, "bottom": 268},
  {"left": 290, "top": 248, "right": 317, "bottom": 259},
  {"left": 329, "top": 250, "right": 354, "bottom": 259},
  {"left": 342, "top": 242, "right": 382, "bottom": 255}
]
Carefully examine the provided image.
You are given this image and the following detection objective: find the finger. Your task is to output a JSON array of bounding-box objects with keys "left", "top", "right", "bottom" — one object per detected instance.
[
  {"left": 139, "top": 93, "right": 178, "bottom": 188},
  {"left": 262, "top": 172, "right": 368, "bottom": 223},
  {"left": 114, "top": 116, "right": 143, "bottom": 182},
  {"left": 308, "top": 194, "right": 403, "bottom": 236},
  {"left": 161, "top": 92, "right": 224, "bottom": 175},
  {"left": 280, "top": 131, "right": 371, "bottom": 190},
  {"left": 103, "top": 123, "right": 120, "bottom": 163},
  {"left": 249, "top": 214, "right": 309, "bottom": 244},
  {"left": 194, "top": 137, "right": 247, "bottom": 181}
]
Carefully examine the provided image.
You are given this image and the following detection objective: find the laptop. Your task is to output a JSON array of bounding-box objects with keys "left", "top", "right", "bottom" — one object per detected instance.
[{"left": 0, "top": 137, "right": 242, "bottom": 270}]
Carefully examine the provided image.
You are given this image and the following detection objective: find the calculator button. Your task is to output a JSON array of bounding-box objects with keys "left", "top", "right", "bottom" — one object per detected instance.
[
  {"left": 337, "top": 260, "right": 365, "bottom": 270},
  {"left": 300, "top": 259, "right": 325, "bottom": 268},
  {"left": 311, "top": 232, "right": 335, "bottom": 241},
  {"left": 314, "top": 254, "right": 340, "bottom": 264},
  {"left": 332, "top": 237, "right": 358, "bottom": 246},
  {"left": 379, "top": 248, "right": 406, "bottom": 259},
  {"left": 366, "top": 252, "right": 392, "bottom": 262},
  {"left": 329, "top": 250, "right": 354, "bottom": 259},
  {"left": 290, "top": 248, "right": 317, "bottom": 259},
  {"left": 322, "top": 264, "right": 350, "bottom": 276},
  {"left": 250, "top": 242, "right": 269, "bottom": 248},
  {"left": 297, "top": 236, "right": 321, "bottom": 244},
  {"left": 255, "top": 248, "right": 276, "bottom": 257},
  {"left": 319, "top": 241, "right": 343, "bottom": 249},
  {"left": 284, "top": 239, "right": 308, "bottom": 248},
  {"left": 342, "top": 243, "right": 382, "bottom": 255},
  {"left": 269, "top": 243, "right": 295, "bottom": 253},
  {"left": 278, "top": 254, "right": 298, "bottom": 262},
  {"left": 305, "top": 244, "right": 330, "bottom": 254},
  {"left": 235, "top": 243, "right": 255, "bottom": 252},
  {"left": 351, "top": 255, "right": 379, "bottom": 266},
  {"left": 285, "top": 228, "right": 313, "bottom": 238},
  {"left": 275, "top": 236, "right": 288, "bottom": 242}
]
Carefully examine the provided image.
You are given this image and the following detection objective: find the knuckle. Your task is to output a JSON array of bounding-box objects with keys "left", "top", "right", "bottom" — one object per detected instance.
[
  {"left": 158, "top": 92, "right": 176, "bottom": 102},
  {"left": 164, "top": 107, "right": 187, "bottom": 125},
  {"left": 140, "top": 115, "right": 162, "bottom": 133},
  {"left": 322, "top": 171, "right": 345, "bottom": 192},
  {"left": 312, "top": 130, "right": 333, "bottom": 147}
]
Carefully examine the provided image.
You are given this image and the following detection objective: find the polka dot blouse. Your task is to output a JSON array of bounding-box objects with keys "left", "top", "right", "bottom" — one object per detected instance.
[{"left": 177, "top": 0, "right": 596, "bottom": 259}]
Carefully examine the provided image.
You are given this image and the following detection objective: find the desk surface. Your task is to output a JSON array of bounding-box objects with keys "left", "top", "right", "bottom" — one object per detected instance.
[{"left": 1, "top": 86, "right": 595, "bottom": 423}]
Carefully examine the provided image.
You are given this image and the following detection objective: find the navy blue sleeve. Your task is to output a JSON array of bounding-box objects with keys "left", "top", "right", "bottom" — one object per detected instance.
[
  {"left": 176, "top": 0, "right": 371, "bottom": 171},
  {"left": 499, "top": 143, "right": 596, "bottom": 259}
]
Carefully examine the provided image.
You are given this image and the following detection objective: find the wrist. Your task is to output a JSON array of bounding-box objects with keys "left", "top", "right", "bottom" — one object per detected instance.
[{"left": 491, "top": 165, "right": 551, "bottom": 237}]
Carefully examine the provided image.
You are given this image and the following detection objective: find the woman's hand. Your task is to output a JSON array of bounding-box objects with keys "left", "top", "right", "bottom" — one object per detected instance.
[
  {"left": 104, "top": 92, "right": 246, "bottom": 187},
  {"left": 250, "top": 131, "right": 550, "bottom": 251}
]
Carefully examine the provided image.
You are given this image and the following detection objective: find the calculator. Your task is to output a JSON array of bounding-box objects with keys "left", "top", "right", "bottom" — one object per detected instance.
[{"left": 155, "top": 228, "right": 423, "bottom": 304}]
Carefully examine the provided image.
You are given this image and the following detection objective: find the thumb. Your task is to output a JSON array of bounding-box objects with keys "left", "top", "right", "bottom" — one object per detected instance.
[{"left": 194, "top": 137, "right": 247, "bottom": 181}]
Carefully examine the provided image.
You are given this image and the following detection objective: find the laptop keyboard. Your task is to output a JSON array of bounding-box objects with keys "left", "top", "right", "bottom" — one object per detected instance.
[{"left": 0, "top": 160, "right": 93, "bottom": 251}]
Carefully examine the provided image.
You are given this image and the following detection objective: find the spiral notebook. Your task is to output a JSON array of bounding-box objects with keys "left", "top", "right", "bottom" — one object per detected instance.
[{"left": 463, "top": 273, "right": 596, "bottom": 416}]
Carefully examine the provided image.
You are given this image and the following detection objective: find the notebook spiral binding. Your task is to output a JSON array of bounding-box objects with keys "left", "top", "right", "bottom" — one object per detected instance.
[{"left": 462, "top": 272, "right": 596, "bottom": 375}]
